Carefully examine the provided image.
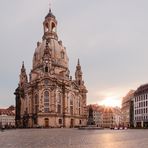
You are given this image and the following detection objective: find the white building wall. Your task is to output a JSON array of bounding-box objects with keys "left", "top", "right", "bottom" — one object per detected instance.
[
  {"left": 0, "top": 115, "right": 15, "bottom": 128},
  {"left": 134, "top": 93, "right": 148, "bottom": 127}
]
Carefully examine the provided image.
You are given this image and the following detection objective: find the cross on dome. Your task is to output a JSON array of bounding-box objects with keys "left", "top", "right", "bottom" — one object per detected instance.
[
  {"left": 45, "top": 1, "right": 55, "bottom": 19},
  {"left": 49, "top": 0, "right": 52, "bottom": 12}
]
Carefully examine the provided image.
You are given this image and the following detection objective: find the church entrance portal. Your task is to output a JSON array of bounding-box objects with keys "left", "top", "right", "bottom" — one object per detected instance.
[
  {"left": 44, "top": 118, "right": 49, "bottom": 127},
  {"left": 70, "top": 119, "right": 74, "bottom": 128}
]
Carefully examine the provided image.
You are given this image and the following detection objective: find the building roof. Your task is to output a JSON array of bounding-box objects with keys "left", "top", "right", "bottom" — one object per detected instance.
[
  {"left": 7, "top": 105, "right": 15, "bottom": 111},
  {"left": 135, "top": 83, "right": 148, "bottom": 96},
  {"left": 0, "top": 108, "right": 15, "bottom": 116},
  {"left": 45, "top": 9, "right": 56, "bottom": 19},
  {"left": 103, "top": 107, "right": 114, "bottom": 113}
]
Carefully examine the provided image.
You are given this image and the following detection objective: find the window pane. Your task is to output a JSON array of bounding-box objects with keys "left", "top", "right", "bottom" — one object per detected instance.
[
  {"left": 44, "top": 91, "right": 49, "bottom": 113},
  {"left": 58, "top": 105, "right": 61, "bottom": 113},
  {"left": 70, "top": 106, "right": 73, "bottom": 115},
  {"left": 44, "top": 108, "right": 49, "bottom": 113},
  {"left": 35, "top": 94, "right": 38, "bottom": 104},
  {"left": 70, "top": 98, "right": 73, "bottom": 105},
  {"left": 44, "top": 103, "right": 49, "bottom": 106}
]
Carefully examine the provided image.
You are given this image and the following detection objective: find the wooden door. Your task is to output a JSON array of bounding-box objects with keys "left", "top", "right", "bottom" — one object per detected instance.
[
  {"left": 45, "top": 118, "right": 49, "bottom": 128},
  {"left": 70, "top": 119, "right": 74, "bottom": 128}
]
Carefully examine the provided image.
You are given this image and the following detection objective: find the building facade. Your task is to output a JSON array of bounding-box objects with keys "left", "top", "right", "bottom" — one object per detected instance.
[
  {"left": 0, "top": 107, "right": 15, "bottom": 128},
  {"left": 102, "top": 107, "right": 122, "bottom": 128},
  {"left": 93, "top": 108, "right": 103, "bottom": 127},
  {"left": 87, "top": 105, "right": 122, "bottom": 128},
  {"left": 134, "top": 84, "right": 148, "bottom": 127},
  {"left": 102, "top": 107, "right": 114, "bottom": 128},
  {"left": 122, "top": 90, "right": 135, "bottom": 127},
  {"left": 14, "top": 8, "right": 87, "bottom": 128}
]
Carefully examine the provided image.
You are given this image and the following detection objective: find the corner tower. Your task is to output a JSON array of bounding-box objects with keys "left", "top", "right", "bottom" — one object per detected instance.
[
  {"left": 75, "top": 59, "right": 83, "bottom": 86},
  {"left": 19, "top": 62, "right": 28, "bottom": 87}
]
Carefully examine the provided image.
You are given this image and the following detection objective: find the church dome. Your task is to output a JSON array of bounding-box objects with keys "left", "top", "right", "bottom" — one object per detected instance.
[
  {"left": 33, "top": 39, "right": 69, "bottom": 70},
  {"left": 32, "top": 8, "right": 69, "bottom": 79}
]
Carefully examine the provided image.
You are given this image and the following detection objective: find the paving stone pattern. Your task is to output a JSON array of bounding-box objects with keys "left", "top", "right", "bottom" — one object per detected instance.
[{"left": 0, "top": 129, "right": 148, "bottom": 148}]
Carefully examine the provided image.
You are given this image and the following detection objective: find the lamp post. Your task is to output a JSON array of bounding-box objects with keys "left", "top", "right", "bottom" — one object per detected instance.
[{"left": 141, "top": 114, "right": 144, "bottom": 128}]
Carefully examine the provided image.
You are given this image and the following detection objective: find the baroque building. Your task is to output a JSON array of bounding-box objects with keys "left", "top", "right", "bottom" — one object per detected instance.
[{"left": 14, "top": 8, "right": 87, "bottom": 128}]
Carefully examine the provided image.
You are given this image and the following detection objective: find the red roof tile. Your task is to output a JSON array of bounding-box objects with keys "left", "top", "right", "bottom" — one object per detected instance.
[{"left": 0, "top": 109, "right": 15, "bottom": 116}]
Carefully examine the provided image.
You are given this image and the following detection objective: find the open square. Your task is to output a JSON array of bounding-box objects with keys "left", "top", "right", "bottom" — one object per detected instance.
[{"left": 1, "top": 129, "right": 148, "bottom": 148}]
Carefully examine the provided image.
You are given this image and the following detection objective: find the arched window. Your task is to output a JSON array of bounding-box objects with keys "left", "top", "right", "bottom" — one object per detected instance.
[
  {"left": 70, "top": 96, "right": 73, "bottom": 106},
  {"left": 44, "top": 91, "right": 49, "bottom": 113},
  {"left": 51, "top": 22, "right": 56, "bottom": 32},
  {"left": 45, "top": 66, "right": 48, "bottom": 73},
  {"left": 78, "top": 97, "right": 81, "bottom": 115},
  {"left": 61, "top": 51, "right": 65, "bottom": 59},
  {"left": 57, "top": 93, "right": 62, "bottom": 113},
  {"left": 70, "top": 95, "right": 74, "bottom": 115},
  {"left": 59, "top": 119, "right": 62, "bottom": 124},
  {"left": 34, "top": 94, "right": 38, "bottom": 114}
]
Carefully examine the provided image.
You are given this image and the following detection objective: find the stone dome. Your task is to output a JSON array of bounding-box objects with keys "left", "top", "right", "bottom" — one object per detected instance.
[{"left": 33, "top": 39, "right": 69, "bottom": 70}]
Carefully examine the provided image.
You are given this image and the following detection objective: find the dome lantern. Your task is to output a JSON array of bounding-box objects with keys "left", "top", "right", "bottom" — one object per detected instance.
[{"left": 43, "top": 8, "right": 58, "bottom": 41}]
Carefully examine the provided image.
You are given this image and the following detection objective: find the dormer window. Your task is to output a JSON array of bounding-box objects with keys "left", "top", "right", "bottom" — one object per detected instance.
[{"left": 61, "top": 51, "right": 65, "bottom": 59}]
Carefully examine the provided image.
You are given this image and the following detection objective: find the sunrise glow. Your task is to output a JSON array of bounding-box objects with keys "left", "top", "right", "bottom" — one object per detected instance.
[{"left": 98, "top": 96, "right": 121, "bottom": 107}]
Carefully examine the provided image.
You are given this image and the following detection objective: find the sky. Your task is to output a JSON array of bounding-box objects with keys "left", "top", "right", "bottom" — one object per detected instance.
[{"left": 1, "top": 0, "right": 148, "bottom": 108}]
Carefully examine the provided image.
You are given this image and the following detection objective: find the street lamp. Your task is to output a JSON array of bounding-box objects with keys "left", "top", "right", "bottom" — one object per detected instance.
[{"left": 141, "top": 113, "right": 144, "bottom": 128}]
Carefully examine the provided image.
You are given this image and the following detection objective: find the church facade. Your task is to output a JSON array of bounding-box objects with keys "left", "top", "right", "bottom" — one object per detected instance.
[{"left": 14, "top": 8, "right": 87, "bottom": 128}]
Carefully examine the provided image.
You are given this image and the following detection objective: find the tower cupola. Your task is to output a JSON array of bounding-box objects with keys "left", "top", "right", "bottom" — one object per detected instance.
[
  {"left": 43, "top": 8, "right": 58, "bottom": 41},
  {"left": 19, "top": 61, "right": 28, "bottom": 87},
  {"left": 75, "top": 59, "right": 83, "bottom": 85}
]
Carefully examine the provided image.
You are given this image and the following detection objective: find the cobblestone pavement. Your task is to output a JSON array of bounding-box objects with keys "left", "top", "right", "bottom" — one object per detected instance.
[{"left": 1, "top": 129, "right": 148, "bottom": 148}]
